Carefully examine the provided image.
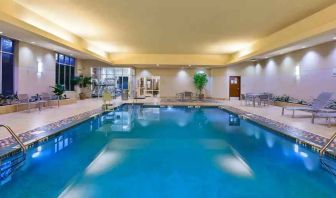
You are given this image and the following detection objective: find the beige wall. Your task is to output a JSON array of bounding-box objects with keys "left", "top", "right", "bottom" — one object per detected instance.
[
  {"left": 17, "top": 42, "right": 56, "bottom": 95},
  {"left": 211, "top": 40, "right": 336, "bottom": 101},
  {"left": 136, "top": 68, "right": 212, "bottom": 98},
  {"left": 16, "top": 41, "right": 80, "bottom": 98}
]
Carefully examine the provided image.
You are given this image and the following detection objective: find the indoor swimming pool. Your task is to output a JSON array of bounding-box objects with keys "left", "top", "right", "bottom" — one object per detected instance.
[{"left": 0, "top": 105, "right": 335, "bottom": 197}]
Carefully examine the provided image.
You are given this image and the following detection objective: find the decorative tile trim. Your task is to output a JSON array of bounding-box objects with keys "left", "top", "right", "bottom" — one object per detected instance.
[
  {"left": 0, "top": 108, "right": 104, "bottom": 159},
  {"left": 218, "top": 105, "right": 335, "bottom": 158}
]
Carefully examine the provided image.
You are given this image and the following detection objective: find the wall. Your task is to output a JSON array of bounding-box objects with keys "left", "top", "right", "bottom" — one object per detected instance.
[
  {"left": 136, "top": 68, "right": 211, "bottom": 98},
  {"left": 17, "top": 41, "right": 56, "bottom": 95},
  {"left": 16, "top": 41, "right": 80, "bottom": 98},
  {"left": 211, "top": 40, "right": 336, "bottom": 101}
]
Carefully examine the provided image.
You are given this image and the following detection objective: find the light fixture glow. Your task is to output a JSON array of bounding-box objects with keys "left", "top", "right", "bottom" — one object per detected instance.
[
  {"left": 31, "top": 41, "right": 35, "bottom": 44},
  {"left": 0, "top": 32, "right": 3, "bottom": 34},
  {"left": 295, "top": 64, "right": 301, "bottom": 80},
  {"left": 37, "top": 59, "right": 43, "bottom": 77}
]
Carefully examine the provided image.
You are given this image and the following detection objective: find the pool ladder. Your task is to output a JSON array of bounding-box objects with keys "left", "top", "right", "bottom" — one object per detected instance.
[
  {"left": 0, "top": 124, "right": 26, "bottom": 180},
  {"left": 319, "top": 132, "right": 336, "bottom": 176}
]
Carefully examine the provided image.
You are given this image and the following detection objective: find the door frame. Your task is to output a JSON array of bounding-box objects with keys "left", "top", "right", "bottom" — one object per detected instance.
[{"left": 229, "top": 76, "right": 241, "bottom": 100}]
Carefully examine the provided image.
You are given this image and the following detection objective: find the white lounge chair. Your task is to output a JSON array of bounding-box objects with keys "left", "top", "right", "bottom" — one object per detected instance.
[
  {"left": 281, "top": 92, "right": 336, "bottom": 123},
  {"left": 314, "top": 112, "right": 336, "bottom": 127}
]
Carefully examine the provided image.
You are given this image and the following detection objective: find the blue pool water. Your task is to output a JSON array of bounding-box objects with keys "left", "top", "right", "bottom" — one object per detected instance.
[{"left": 0, "top": 105, "right": 335, "bottom": 197}]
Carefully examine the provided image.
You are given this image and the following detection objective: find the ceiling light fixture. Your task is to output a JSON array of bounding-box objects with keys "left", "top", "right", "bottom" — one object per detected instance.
[
  {"left": 188, "top": 65, "right": 192, "bottom": 67},
  {"left": 301, "top": 46, "right": 306, "bottom": 49},
  {"left": 156, "top": 64, "right": 159, "bottom": 67},
  {"left": 0, "top": 32, "right": 3, "bottom": 34},
  {"left": 31, "top": 42, "right": 35, "bottom": 44},
  {"left": 333, "top": 36, "right": 336, "bottom": 40}
]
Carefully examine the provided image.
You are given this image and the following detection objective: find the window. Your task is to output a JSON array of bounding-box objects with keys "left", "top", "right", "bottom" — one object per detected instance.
[
  {"left": 0, "top": 37, "right": 15, "bottom": 96},
  {"left": 55, "top": 53, "right": 75, "bottom": 91}
]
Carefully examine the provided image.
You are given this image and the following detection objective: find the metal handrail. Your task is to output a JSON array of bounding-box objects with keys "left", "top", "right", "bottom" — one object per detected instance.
[
  {"left": 0, "top": 124, "right": 26, "bottom": 153},
  {"left": 320, "top": 132, "right": 336, "bottom": 155}
]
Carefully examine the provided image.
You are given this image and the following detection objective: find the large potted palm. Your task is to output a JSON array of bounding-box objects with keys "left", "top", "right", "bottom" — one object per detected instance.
[
  {"left": 193, "top": 72, "right": 208, "bottom": 100},
  {"left": 72, "top": 75, "right": 92, "bottom": 100}
]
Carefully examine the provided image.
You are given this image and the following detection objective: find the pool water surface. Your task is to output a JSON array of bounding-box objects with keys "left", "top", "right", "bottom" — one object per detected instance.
[{"left": 0, "top": 105, "right": 335, "bottom": 197}]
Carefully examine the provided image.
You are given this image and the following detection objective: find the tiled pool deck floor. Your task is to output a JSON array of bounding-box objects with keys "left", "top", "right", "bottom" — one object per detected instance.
[{"left": 0, "top": 98, "right": 335, "bottom": 158}]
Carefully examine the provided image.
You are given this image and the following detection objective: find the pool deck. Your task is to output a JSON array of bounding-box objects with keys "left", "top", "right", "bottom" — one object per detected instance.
[{"left": 0, "top": 97, "right": 335, "bottom": 158}]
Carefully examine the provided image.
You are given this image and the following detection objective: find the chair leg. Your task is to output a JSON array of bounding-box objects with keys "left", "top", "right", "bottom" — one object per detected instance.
[
  {"left": 292, "top": 110, "right": 295, "bottom": 118},
  {"left": 282, "top": 107, "right": 285, "bottom": 116}
]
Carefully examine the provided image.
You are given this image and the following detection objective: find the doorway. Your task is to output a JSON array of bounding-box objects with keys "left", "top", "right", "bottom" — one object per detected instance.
[{"left": 229, "top": 76, "right": 241, "bottom": 99}]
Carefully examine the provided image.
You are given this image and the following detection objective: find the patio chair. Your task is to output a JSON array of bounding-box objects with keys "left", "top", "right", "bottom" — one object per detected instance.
[
  {"left": 40, "top": 92, "right": 52, "bottom": 108},
  {"left": 184, "top": 91, "right": 193, "bottom": 101},
  {"left": 314, "top": 112, "right": 336, "bottom": 127},
  {"left": 240, "top": 94, "right": 246, "bottom": 105},
  {"left": 258, "top": 93, "right": 272, "bottom": 106},
  {"left": 281, "top": 92, "right": 335, "bottom": 121},
  {"left": 176, "top": 92, "right": 184, "bottom": 101},
  {"left": 245, "top": 93, "right": 254, "bottom": 105},
  {"left": 16, "top": 94, "right": 31, "bottom": 112}
]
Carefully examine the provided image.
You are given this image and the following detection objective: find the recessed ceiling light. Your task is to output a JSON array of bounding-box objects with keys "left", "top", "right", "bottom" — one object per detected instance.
[
  {"left": 188, "top": 65, "right": 192, "bottom": 67},
  {"left": 31, "top": 42, "right": 35, "bottom": 44},
  {"left": 156, "top": 64, "right": 159, "bottom": 67},
  {"left": 265, "top": 57, "right": 269, "bottom": 59},
  {"left": 333, "top": 36, "right": 336, "bottom": 40},
  {"left": 301, "top": 46, "right": 306, "bottom": 49}
]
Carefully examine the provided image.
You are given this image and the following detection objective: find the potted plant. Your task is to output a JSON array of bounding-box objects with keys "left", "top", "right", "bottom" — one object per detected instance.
[
  {"left": 72, "top": 75, "right": 92, "bottom": 100},
  {"left": 273, "top": 94, "right": 306, "bottom": 107},
  {"left": 50, "top": 84, "right": 65, "bottom": 99},
  {"left": 193, "top": 72, "right": 208, "bottom": 100}
]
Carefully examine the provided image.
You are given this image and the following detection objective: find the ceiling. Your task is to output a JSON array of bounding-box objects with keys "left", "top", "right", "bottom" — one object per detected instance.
[
  {"left": 14, "top": 0, "right": 335, "bottom": 55},
  {"left": 0, "top": 21, "right": 94, "bottom": 59}
]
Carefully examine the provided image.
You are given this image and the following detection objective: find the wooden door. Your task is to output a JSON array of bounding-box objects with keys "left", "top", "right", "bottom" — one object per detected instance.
[{"left": 229, "top": 76, "right": 241, "bottom": 98}]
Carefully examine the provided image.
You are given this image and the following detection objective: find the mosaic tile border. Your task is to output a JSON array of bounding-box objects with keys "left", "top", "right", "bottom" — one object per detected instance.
[
  {"left": 0, "top": 107, "right": 106, "bottom": 159},
  {"left": 218, "top": 105, "right": 335, "bottom": 158}
]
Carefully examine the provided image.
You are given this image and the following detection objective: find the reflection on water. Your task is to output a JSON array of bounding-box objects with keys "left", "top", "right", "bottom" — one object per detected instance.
[
  {"left": 229, "top": 113, "right": 240, "bottom": 126},
  {"left": 98, "top": 106, "right": 161, "bottom": 132},
  {"left": 216, "top": 154, "right": 254, "bottom": 178}
]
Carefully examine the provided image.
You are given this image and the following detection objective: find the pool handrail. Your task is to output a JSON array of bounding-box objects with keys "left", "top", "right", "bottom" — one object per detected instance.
[
  {"left": 0, "top": 124, "right": 26, "bottom": 153},
  {"left": 320, "top": 132, "right": 336, "bottom": 155}
]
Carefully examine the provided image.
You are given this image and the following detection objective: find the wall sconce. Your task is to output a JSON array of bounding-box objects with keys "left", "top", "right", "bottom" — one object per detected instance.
[
  {"left": 37, "top": 59, "right": 43, "bottom": 78},
  {"left": 332, "top": 68, "right": 336, "bottom": 77},
  {"left": 295, "top": 64, "right": 301, "bottom": 80}
]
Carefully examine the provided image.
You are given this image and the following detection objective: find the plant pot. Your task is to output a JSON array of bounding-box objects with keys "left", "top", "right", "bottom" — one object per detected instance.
[
  {"left": 273, "top": 101, "right": 305, "bottom": 107},
  {"left": 199, "top": 93, "right": 205, "bottom": 100},
  {"left": 79, "top": 93, "right": 86, "bottom": 100}
]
